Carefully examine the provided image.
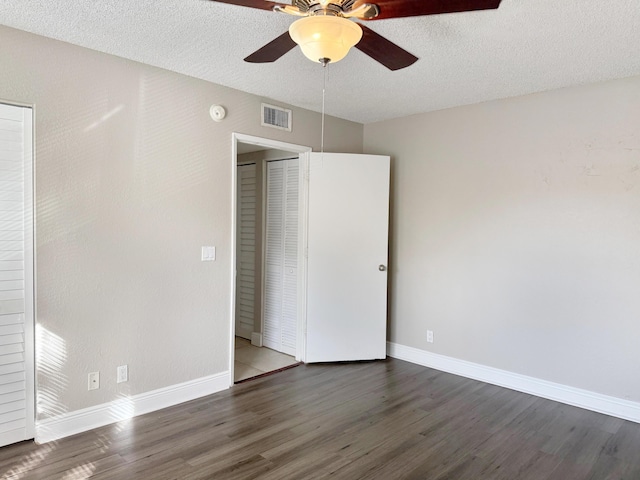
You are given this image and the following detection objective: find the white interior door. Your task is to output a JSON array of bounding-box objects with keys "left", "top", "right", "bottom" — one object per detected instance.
[
  {"left": 263, "top": 159, "right": 298, "bottom": 356},
  {"left": 305, "top": 153, "right": 390, "bottom": 363},
  {"left": 0, "top": 103, "right": 34, "bottom": 446},
  {"left": 235, "top": 164, "right": 257, "bottom": 340}
]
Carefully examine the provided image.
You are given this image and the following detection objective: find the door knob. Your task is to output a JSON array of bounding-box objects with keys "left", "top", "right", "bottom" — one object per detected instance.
[{"left": 379, "top": 265, "right": 387, "bottom": 271}]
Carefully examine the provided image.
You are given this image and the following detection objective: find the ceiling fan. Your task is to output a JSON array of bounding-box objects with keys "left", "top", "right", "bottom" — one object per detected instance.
[{"left": 209, "top": 0, "right": 502, "bottom": 70}]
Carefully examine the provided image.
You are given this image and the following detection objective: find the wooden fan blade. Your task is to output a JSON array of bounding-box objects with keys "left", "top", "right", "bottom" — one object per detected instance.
[
  {"left": 355, "top": 24, "right": 418, "bottom": 71},
  {"left": 244, "top": 32, "right": 297, "bottom": 63},
  {"left": 208, "top": 0, "right": 287, "bottom": 12},
  {"left": 356, "top": 0, "right": 502, "bottom": 20}
]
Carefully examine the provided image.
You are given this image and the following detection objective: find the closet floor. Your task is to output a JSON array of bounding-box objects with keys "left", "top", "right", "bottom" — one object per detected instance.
[{"left": 234, "top": 337, "right": 299, "bottom": 382}]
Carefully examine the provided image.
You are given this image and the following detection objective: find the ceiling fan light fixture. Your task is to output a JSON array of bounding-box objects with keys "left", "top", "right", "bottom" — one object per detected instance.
[{"left": 289, "top": 15, "right": 363, "bottom": 64}]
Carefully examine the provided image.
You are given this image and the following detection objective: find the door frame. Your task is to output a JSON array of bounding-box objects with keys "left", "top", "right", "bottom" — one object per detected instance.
[{"left": 229, "top": 133, "right": 311, "bottom": 386}]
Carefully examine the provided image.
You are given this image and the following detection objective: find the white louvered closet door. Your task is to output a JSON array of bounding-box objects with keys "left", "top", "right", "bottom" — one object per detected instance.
[
  {"left": 0, "top": 103, "right": 34, "bottom": 447},
  {"left": 264, "top": 159, "right": 298, "bottom": 356},
  {"left": 235, "top": 164, "right": 257, "bottom": 340}
]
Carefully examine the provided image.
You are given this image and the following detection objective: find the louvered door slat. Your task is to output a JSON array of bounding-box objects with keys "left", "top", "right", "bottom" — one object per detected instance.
[
  {"left": 0, "top": 399, "right": 26, "bottom": 416},
  {"left": 0, "top": 353, "right": 23, "bottom": 367},
  {"left": 0, "top": 334, "right": 23, "bottom": 346},
  {"left": 0, "top": 380, "right": 24, "bottom": 395},
  {"left": 0, "top": 362, "right": 23, "bottom": 375},
  {"left": 0, "top": 281, "right": 23, "bottom": 292},
  {"left": 0, "top": 389, "right": 25, "bottom": 404}
]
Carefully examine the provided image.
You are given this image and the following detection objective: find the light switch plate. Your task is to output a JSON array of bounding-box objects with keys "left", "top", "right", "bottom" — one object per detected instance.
[{"left": 201, "top": 246, "right": 216, "bottom": 261}]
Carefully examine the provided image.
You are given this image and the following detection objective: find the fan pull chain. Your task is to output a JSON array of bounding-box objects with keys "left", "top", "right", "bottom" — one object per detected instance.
[{"left": 320, "top": 60, "right": 329, "bottom": 154}]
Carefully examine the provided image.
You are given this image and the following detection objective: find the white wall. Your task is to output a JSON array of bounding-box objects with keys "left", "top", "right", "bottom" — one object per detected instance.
[
  {"left": 0, "top": 24, "right": 363, "bottom": 419},
  {"left": 364, "top": 76, "right": 640, "bottom": 402}
]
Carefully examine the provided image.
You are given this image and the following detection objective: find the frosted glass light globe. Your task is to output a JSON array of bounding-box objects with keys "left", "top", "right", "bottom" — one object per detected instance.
[{"left": 289, "top": 16, "right": 363, "bottom": 64}]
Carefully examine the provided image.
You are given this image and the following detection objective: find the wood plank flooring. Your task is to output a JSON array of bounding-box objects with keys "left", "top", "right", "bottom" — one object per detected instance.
[{"left": 1, "top": 358, "right": 640, "bottom": 479}]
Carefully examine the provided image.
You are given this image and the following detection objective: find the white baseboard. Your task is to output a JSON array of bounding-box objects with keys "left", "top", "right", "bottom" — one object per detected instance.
[
  {"left": 236, "top": 325, "right": 253, "bottom": 341},
  {"left": 387, "top": 342, "right": 640, "bottom": 424},
  {"left": 35, "top": 371, "right": 230, "bottom": 444},
  {"left": 251, "top": 332, "right": 263, "bottom": 347}
]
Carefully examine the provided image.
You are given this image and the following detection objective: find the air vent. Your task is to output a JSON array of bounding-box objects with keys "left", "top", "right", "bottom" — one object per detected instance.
[{"left": 261, "top": 103, "right": 292, "bottom": 132}]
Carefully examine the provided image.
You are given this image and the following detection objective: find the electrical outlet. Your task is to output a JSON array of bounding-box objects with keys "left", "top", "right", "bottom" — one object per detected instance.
[
  {"left": 88, "top": 371, "right": 100, "bottom": 390},
  {"left": 117, "top": 365, "right": 128, "bottom": 383},
  {"left": 427, "top": 330, "right": 434, "bottom": 343}
]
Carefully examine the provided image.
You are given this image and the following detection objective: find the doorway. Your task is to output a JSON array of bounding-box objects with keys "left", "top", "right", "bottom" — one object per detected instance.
[
  {"left": 230, "top": 134, "right": 311, "bottom": 384},
  {"left": 230, "top": 137, "right": 391, "bottom": 384}
]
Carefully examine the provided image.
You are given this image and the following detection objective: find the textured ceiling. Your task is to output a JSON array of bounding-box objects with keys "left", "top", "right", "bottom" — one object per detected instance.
[{"left": 1, "top": 0, "right": 639, "bottom": 124}]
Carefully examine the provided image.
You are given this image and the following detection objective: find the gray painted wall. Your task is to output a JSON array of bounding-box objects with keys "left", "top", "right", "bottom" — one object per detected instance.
[
  {"left": 0, "top": 24, "right": 363, "bottom": 418},
  {"left": 364, "top": 76, "right": 640, "bottom": 402}
]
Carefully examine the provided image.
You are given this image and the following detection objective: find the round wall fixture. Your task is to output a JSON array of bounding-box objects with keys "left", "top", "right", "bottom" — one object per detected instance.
[{"left": 209, "top": 105, "right": 226, "bottom": 122}]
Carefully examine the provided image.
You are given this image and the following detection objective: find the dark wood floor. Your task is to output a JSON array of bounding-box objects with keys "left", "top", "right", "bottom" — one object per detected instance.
[{"left": 2, "top": 359, "right": 640, "bottom": 479}]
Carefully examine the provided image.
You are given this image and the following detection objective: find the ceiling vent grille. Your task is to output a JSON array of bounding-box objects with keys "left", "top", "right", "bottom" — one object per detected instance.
[{"left": 262, "top": 103, "right": 292, "bottom": 132}]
